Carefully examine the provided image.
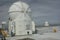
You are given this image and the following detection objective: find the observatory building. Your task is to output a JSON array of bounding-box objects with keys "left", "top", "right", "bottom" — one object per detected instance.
[
  {"left": 8, "top": 1, "right": 35, "bottom": 36},
  {"left": 44, "top": 21, "right": 49, "bottom": 27}
]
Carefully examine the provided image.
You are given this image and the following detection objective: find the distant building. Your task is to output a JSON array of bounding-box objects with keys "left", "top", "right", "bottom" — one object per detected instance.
[
  {"left": 44, "top": 21, "right": 49, "bottom": 27},
  {"left": 1, "top": 21, "right": 6, "bottom": 29},
  {"left": 8, "top": 1, "right": 35, "bottom": 36}
]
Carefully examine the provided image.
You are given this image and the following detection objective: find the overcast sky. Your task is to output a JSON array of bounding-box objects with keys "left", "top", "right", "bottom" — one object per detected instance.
[{"left": 0, "top": 0, "right": 60, "bottom": 25}]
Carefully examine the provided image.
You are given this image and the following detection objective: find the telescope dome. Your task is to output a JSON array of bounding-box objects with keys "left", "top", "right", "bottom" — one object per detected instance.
[
  {"left": 8, "top": 1, "right": 29, "bottom": 12},
  {"left": 8, "top": 1, "right": 31, "bottom": 20}
]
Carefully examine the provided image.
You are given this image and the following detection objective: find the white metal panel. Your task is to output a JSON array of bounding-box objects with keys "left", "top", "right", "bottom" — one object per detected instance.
[{"left": 32, "top": 21, "right": 35, "bottom": 32}]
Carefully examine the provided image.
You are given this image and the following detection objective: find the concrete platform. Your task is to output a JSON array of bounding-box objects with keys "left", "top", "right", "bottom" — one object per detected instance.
[{"left": 6, "top": 34, "right": 60, "bottom": 40}]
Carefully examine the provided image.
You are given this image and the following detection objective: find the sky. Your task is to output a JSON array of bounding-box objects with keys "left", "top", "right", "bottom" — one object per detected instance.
[{"left": 0, "top": 0, "right": 60, "bottom": 26}]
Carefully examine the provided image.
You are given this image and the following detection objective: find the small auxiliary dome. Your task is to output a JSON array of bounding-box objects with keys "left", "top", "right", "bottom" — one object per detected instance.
[{"left": 44, "top": 21, "right": 49, "bottom": 27}]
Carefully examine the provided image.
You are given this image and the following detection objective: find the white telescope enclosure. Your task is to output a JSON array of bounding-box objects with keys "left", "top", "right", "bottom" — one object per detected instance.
[{"left": 8, "top": 1, "right": 35, "bottom": 35}]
